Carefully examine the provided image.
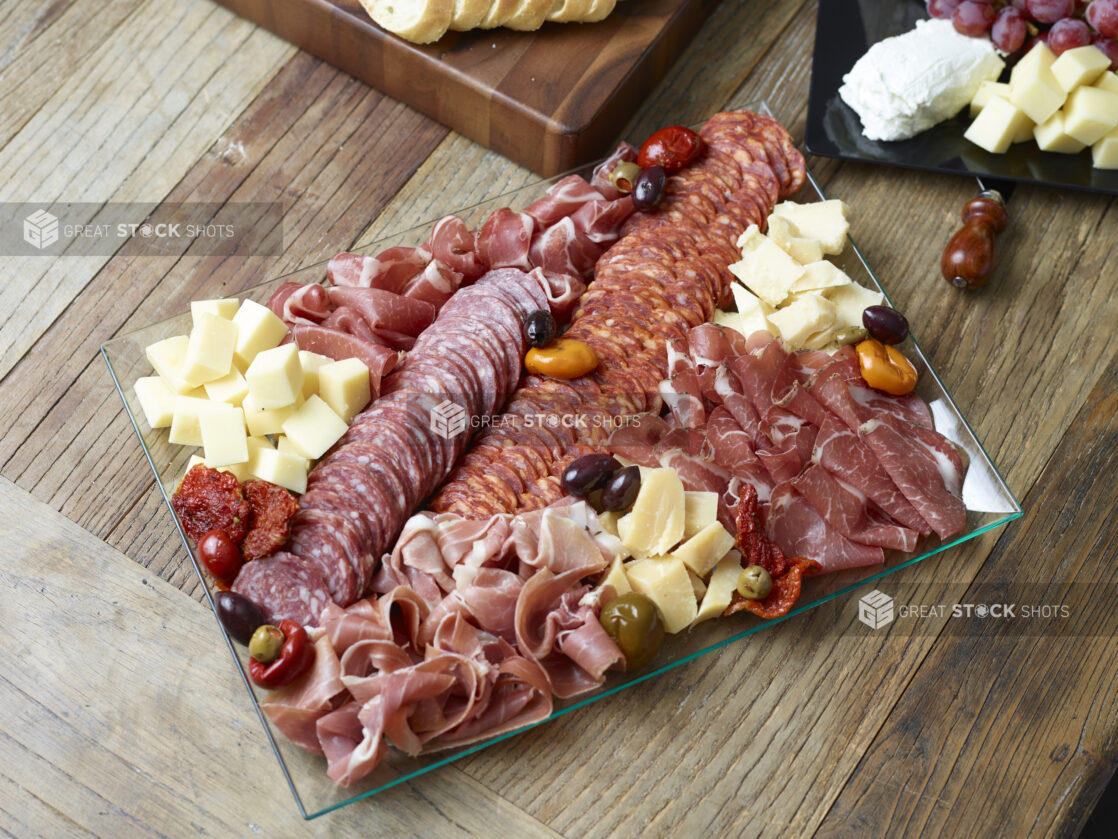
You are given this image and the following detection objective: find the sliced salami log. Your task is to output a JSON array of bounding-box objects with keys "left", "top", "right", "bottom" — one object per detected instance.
[{"left": 232, "top": 553, "right": 333, "bottom": 627}]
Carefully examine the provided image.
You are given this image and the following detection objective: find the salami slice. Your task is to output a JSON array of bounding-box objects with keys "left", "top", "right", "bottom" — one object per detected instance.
[{"left": 232, "top": 553, "right": 333, "bottom": 626}]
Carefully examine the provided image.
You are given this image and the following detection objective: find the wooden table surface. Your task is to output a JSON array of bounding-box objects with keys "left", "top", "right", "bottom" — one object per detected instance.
[{"left": 2, "top": 1, "right": 1116, "bottom": 836}]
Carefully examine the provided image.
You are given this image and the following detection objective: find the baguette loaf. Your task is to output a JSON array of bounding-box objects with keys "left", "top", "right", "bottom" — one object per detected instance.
[
  {"left": 503, "top": 0, "right": 553, "bottom": 30},
  {"left": 545, "top": 0, "right": 593, "bottom": 23},
  {"left": 360, "top": 0, "right": 453, "bottom": 43},
  {"left": 580, "top": 0, "right": 616, "bottom": 23},
  {"left": 448, "top": 0, "right": 492, "bottom": 30},
  {"left": 478, "top": 0, "right": 520, "bottom": 28}
]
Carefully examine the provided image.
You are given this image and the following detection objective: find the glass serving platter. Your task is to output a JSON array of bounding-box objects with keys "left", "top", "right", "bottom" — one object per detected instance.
[{"left": 103, "top": 106, "right": 1022, "bottom": 819}]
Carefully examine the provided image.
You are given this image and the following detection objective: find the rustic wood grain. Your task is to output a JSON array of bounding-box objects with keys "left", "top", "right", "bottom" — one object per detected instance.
[{"left": 0, "top": 475, "right": 559, "bottom": 836}]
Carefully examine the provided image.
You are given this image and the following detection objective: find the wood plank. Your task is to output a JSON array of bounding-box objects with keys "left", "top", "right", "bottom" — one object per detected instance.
[
  {"left": 812, "top": 348, "right": 1118, "bottom": 839},
  {"left": 0, "top": 476, "right": 559, "bottom": 835},
  {"left": 0, "top": 0, "right": 293, "bottom": 383}
]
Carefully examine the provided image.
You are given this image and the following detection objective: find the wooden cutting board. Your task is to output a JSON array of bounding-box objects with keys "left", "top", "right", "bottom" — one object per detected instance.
[{"left": 212, "top": 0, "right": 716, "bottom": 175}]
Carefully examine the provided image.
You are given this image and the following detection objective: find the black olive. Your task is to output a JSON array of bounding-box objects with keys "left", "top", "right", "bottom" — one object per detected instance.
[
  {"left": 631, "top": 165, "right": 666, "bottom": 211},
  {"left": 600, "top": 465, "right": 640, "bottom": 512},
  {"left": 862, "top": 305, "right": 909, "bottom": 345},
  {"left": 215, "top": 590, "right": 266, "bottom": 646},
  {"left": 561, "top": 453, "right": 621, "bottom": 497},
  {"left": 525, "top": 310, "right": 556, "bottom": 348}
]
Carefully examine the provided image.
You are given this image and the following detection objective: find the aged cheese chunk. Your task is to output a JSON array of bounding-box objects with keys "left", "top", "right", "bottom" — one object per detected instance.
[
  {"left": 299, "top": 350, "right": 333, "bottom": 399},
  {"left": 1052, "top": 45, "right": 1110, "bottom": 93},
  {"left": 1096, "top": 71, "right": 1118, "bottom": 95},
  {"left": 596, "top": 510, "right": 621, "bottom": 537},
  {"left": 145, "top": 334, "right": 194, "bottom": 395},
  {"left": 232, "top": 299, "right": 288, "bottom": 368},
  {"left": 246, "top": 343, "right": 304, "bottom": 410},
  {"left": 767, "top": 292, "right": 836, "bottom": 350},
  {"left": 713, "top": 309, "right": 744, "bottom": 332},
  {"left": 970, "top": 80, "right": 1010, "bottom": 118},
  {"left": 1034, "top": 111, "right": 1087, "bottom": 153},
  {"left": 317, "top": 357, "right": 372, "bottom": 423},
  {"left": 683, "top": 491, "right": 719, "bottom": 540},
  {"left": 182, "top": 313, "right": 237, "bottom": 388},
  {"left": 689, "top": 570, "right": 707, "bottom": 600},
  {"left": 624, "top": 556, "right": 696, "bottom": 634},
  {"left": 730, "top": 282, "right": 776, "bottom": 338},
  {"left": 203, "top": 367, "right": 248, "bottom": 405},
  {"left": 965, "top": 96, "right": 1033, "bottom": 154},
  {"left": 276, "top": 435, "right": 303, "bottom": 456},
  {"left": 770, "top": 199, "right": 850, "bottom": 255},
  {"left": 1093, "top": 126, "right": 1118, "bottom": 169},
  {"left": 242, "top": 393, "right": 299, "bottom": 437},
  {"left": 1063, "top": 86, "right": 1118, "bottom": 146},
  {"left": 281, "top": 395, "right": 348, "bottom": 460},
  {"left": 616, "top": 467, "right": 686, "bottom": 557},
  {"left": 735, "top": 224, "right": 766, "bottom": 253},
  {"left": 596, "top": 556, "right": 631, "bottom": 603},
  {"left": 728, "top": 238, "right": 804, "bottom": 308},
  {"left": 168, "top": 394, "right": 224, "bottom": 447},
  {"left": 693, "top": 551, "right": 742, "bottom": 625},
  {"left": 248, "top": 447, "right": 308, "bottom": 494},
  {"left": 788, "top": 260, "right": 853, "bottom": 295},
  {"left": 825, "top": 282, "right": 885, "bottom": 328},
  {"left": 671, "top": 521, "right": 735, "bottom": 578},
  {"left": 134, "top": 376, "right": 177, "bottom": 429},
  {"left": 766, "top": 215, "right": 824, "bottom": 264},
  {"left": 246, "top": 435, "right": 274, "bottom": 455},
  {"left": 190, "top": 298, "right": 239, "bottom": 324},
  {"left": 199, "top": 405, "right": 248, "bottom": 467},
  {"left": 1010, "top": 43, "right": 1067, "bottom": 124}
]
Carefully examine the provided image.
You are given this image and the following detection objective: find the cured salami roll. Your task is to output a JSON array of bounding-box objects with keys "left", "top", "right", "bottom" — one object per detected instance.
[
  {"left": 234, "top": 267, "right": 585, "bottom": 626},
  {"left": 428, "top": 110, "right": 806, "bottom": 518}
]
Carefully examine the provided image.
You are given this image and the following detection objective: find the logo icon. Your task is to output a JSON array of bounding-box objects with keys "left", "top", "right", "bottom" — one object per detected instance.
[
  {"left": 858, "top": 590, "right": 895, "bottom": 630},
  {"left": 430, "top": 400, "right": 467, "bottom": 440},
  {"left": 23, "top": 209, "right": 59, "bottom": 249}
]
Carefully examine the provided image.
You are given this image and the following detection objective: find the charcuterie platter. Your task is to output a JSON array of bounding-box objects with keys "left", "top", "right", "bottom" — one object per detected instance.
[{"left": 103, "top": 102, "right": 1021, "bottom": 819}]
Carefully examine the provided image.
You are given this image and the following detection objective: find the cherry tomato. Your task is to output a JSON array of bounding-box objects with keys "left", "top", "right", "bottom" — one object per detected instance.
[
  {"left": 637, "top": 126, "right": 705, "bottom": 173},
  {"left": 198, "top": 528, "right": 243, "bottom": 582}
]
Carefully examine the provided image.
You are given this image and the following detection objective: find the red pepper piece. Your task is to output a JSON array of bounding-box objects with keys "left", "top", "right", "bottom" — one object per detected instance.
[{"left": 248, "top": 619, "right": 314, "bottom": 689}]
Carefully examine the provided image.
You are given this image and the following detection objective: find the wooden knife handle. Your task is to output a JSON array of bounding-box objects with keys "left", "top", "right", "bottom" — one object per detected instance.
[{"left": 941, "top": 190, "right": 1009, "bottom": 289}]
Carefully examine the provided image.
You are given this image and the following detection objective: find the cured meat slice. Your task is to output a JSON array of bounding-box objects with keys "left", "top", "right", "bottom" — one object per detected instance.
[
  {"left": 528, "top": 217, "right": 603, "bottom": 279},
  {"left": 792, "top": 463, "right": 918, "bottom": 553},
  {"left": 327, "top": 246, "right": 433, "bottom": 293},
  {"left": 268, "top": 282, "right": 331, "bottom": 325},
  {"left": 401, "top": 259, "right": 464, "bottom": 309},
  {"left": 568, "top": 195, "right": 635, "bottom": 245},
  {"left": 232, "top": 553, "right": 334, "bottom": 626},
  {"left": 425, "top": 215, "right": 485, "bottom": 282},
  {"left": 476, "top": 208, "right": 534, "bottom": 271},
  {"left": 589, "top": 141, "right": 638, "bottom": 199},
  {"left": 524, "top": 174, "right": 606, "bottom": 227},
  {"left": 765, "top": 483, "right": 884, "bottom": 572},
  {"left": 327, "top": 286, "right": 437, "bottom": 343}
]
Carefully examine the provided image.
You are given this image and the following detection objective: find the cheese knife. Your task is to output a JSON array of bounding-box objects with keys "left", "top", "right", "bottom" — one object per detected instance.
[{"left": 940, "top": 176, "right": 1016, "bottom": 289}]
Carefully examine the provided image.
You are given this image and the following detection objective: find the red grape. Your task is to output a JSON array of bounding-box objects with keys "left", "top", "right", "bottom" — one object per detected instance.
[
  {"left": 992, "top": 7, "right": 1029, "bottom": 51},
  {"left": 1027, "top": 0, "right": 1076, "bottom": 23},
  {"left": 954, "top": 1, "right": 997, "bottom": 35},
  {"left": 1093, "top": 35, "right": 1118, "bottom": 68},
  {"left": 1048, "top": 17, "right": 1093, "bottom": 53},
  {"left": 928, "top": 0, "right": 963, "bottom": 19},
  {"left": 1087, "top": 0, "right": 1118, "bottom": 38}
]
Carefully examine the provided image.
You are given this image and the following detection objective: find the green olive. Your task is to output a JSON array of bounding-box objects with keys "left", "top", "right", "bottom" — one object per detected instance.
[
  {"left": 832, "top": 325, "right": 869, "bottom": 346},
  {"left": 609, "top": 161, "right": 641, "bottom": 194},
  {"left": 249, "top": 624, "right": 284, "bottom": 664},
  {"left": 737, "top": 565, "right": 773, "bottom": 600},
  {"left": 598, "top": 592, "right": 666, "bottom": 671}
]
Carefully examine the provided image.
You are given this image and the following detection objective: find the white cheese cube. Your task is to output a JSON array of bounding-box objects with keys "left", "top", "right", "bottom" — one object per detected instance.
[
  {"left": 596, "top": 556, "right": 632, "bottom": 604},
  {"left": 1096, "top": 71, "right": 1118, "bottom": 95},
  {"left": 770, "top": 199, "right": 850, "bottom": 255},
  {"left": 735, "top": 224, "right": 766, "bottom": 253},
  {"left": 693, "top": 551, "right": 742, "bottom": 626},
  {"left": 1052, "top": 45, "right": 1110, "bottom": 92},
  {"left": 317, "top": 357, "right": 371, "bottom": 423},
  {"left": 181, "top": 313, "right": 237, "bottom": 388},
  {"left": 825, "top": 282, "right": 885, "bottom": 329},
  {"left": 190, "top": 298, "right": 239, "bottom": 325},
  {"left": 133, "top": 376, "right": 177, "bottom": 429},
  {"left": 242, "top": 392, "right": 299, "bottom": 437},
  {"left": 281, "top": 395, "right": 348, "bottom": 460},
  {"left": 232, "top": 299, "right": 288, "bottom": 368},
  {"left": 168, "top": 395, "right": 224, "bottom": 447},
  {"left": 246, "top": 435, "right": 275, "bottom": 455},
  {"left": 689, "top": 570, "right": 707, "bottom": 601},
  {"left": 965, "top": 96, "right": 1033, "bottom": 154},
  {"left": 246, "top": 343, "right": 304, "bottom": 410},
  {"left": 624, "top": 556, "right": 696, "bottom": 634},
  {"left": 1034, "top": 111, "right": 1087, "bottom": 154},
  {"left": 248, "top": 447, "right": 308, "bottom": 494},
  {"left": 145, "top": 334, "right": 194, "bottom": 395},
  {"left": 276, "top": 435, "right": 302, "bottom": 456},
  {"left": 970, "top": 80, "right": 1010, "bottom": 118},
  {"left": 299, "top": 351, "right": 333, "bottom": 399},
  {"left": 1010, "top": 43, "right": 1067, "bottom": 124},
  {"left": 1093, "top": 126, "right": 1118, "bottom": 169},
  {"left": 616, "top": 467, "right": 686, "bottom": 557},
  {"left": 729, "top": 282, "right": 776, "bottom": 338},
  {"left": 728, "top": 238, "right": 804, "bottom": 308},
  {"left": 671, "top": 521, "right": 735, "bottom": 579},
  {"left": 766, "top": 292, "right": 836, "bottom": 351},
  {"left": 1063, "top": 86, "right": 1118, "bottom": 146},
  {"left": 683, "top": 491, "right": 719, "bottom": 540},
  {"left": 203, "top": 367, "right": 249, "bottom": 405},
  {"left": 199, "top": 405, "right": 248, "bottom": 467},
  {"left": 766, "top": 215, "right": 824, "bottom": 264},
  {"left": 788, "top": 260, "right": 853, "bottom": 294}
]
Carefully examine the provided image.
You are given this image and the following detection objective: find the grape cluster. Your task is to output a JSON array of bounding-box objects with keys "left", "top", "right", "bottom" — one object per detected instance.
[{"left": 927, "top": 0, "right": 1118, "bottom": 68}]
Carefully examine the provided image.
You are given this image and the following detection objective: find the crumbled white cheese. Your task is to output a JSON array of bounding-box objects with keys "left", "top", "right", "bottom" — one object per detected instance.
[{"left": 839, "top": 18, "right": 1004, "bottom": 142}]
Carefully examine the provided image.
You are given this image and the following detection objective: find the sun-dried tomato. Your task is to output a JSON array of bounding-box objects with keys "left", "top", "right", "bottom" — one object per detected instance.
[
  {"left": 172, "top": 465, "right": 250, "bottom": 543},
  {"left": 240, "top": 479, "right": 299, "bottom": 561},
  {"left": 724, "top": 557, "right": 822, "bottom": 620}
]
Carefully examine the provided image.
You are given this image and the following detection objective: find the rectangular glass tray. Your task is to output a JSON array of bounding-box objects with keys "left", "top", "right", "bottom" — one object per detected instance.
[{"left": 102, "top": 106, "right": 1023, "bottom": 819}]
